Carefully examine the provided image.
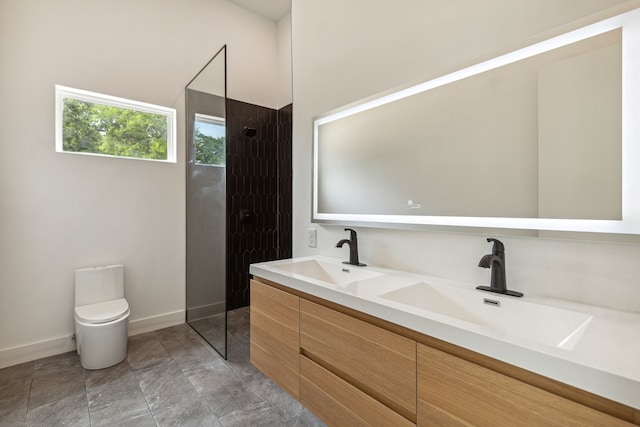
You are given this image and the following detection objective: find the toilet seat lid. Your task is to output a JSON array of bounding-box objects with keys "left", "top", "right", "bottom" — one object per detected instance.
[{"left": 75, "top": 298, "right": 129, "bottom": 324}]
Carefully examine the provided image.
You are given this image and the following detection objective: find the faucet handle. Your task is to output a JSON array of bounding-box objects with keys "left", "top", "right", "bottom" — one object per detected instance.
[
  {"left": 487, "top": 238, "right": 505, "bottom": 256},
  {"left": 344, "top": 228, "right": 357, "bottom": 240}
]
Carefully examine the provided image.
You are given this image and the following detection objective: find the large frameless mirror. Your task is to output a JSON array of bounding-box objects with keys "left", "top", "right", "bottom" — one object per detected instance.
[
  {"left": 313, "top": 9, "right": 640, "bottom": 235},
  {"left": 186, "top": 45, "right": 228, "bottom": 358}
]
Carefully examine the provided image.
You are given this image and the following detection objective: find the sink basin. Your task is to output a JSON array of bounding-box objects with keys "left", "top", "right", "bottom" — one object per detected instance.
[
  {"left": 380, "top": 282, "right": 592, "bottom": 349},
  {"left": 270, "top": 259, "right": 383, "bottom": 286}
]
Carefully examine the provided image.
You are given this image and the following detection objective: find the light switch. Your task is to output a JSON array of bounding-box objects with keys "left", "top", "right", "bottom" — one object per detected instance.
[{"left": 308, "top": 228, "right": 317, "bottom": 248}]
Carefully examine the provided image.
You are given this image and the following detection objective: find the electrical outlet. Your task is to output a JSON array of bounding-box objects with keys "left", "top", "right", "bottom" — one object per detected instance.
[{"left": 308, "top": 228, "right": 317, "bottom": 248}]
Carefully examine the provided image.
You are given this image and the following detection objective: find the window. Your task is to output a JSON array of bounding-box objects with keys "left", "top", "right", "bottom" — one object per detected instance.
[
  {"left": 194, "top": 113, "right": 225, "bottom": 166},
  {"left": 55, "top": 85, "right": 177, "bottom": 162}
]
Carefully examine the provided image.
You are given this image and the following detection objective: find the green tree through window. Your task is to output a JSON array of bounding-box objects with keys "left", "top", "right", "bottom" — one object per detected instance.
[
  {"left": 62, "top": 99, "right": 168, "bottom": 160},
  {"left": 194, "top": 114, "right": 225, "bottom": 166},
  {"left": 55, "top": 85, "right": 176, "bottom": 162}
]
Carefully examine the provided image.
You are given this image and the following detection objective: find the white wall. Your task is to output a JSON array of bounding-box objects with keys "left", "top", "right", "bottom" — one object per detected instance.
[
  {"left": 291, "top": 0, "right": 640, "bottom": 313},
  {"left": 277, "top": 13, "right": 293, "bottom": 108},
  {"left": 0, "top": 0, "right": 279, "bottom": 367}
]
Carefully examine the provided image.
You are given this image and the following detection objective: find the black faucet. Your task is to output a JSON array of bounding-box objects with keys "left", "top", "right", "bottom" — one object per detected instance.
[
  {"left": 336, "top": 228, "right": 366, "bottom": 266},
  {"left": 476, "top": 238, "right": 523, "bottom": 297}
]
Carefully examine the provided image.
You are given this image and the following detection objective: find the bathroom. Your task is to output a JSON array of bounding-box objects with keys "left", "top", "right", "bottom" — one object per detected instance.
[{"left": 1, "top": 0, "right": 640, "bottom": 425}]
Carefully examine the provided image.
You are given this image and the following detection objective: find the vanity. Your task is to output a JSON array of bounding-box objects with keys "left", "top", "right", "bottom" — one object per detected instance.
[
  {"left": 246, "top": 6, "right": 640, "bottom": 426},
  {"left": 249, "top": 256, "right": 640, "bottom": 426}
]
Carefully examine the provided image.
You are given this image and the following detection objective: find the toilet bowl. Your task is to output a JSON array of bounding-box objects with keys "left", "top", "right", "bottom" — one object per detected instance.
[{"left": 74, "top": 265, "right": 130, "bottom": 370}]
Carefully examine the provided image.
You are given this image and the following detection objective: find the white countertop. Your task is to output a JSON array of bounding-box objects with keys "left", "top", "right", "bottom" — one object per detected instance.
[{"left": 250, "top": 255, "right": 640, "bottom": 409}]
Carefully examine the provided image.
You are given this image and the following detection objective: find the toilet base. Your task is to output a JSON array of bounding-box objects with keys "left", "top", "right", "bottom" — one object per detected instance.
[{"left": 75, "top": 314, "right": 129, "bottom": 370}]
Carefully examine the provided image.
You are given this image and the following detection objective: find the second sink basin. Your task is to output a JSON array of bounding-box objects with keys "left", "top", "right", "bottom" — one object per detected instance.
[
  {"left": 270, "top": 259, "right": 383, "bottom": 286},
  {"left": 380, "top": 282, "right": 592, "bottom": 349}
]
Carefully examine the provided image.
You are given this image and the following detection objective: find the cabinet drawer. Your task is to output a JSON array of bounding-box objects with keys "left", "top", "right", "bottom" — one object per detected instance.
[
  {"left": 417, "top": 343, "right": 634, "bottom": 427},
  {"left": 250, "top": 279, "right": 300, "bottom": 398},
  {"left": 300, "top": 299, "right": 416, "bottom": 420},
  {"left": 300, "top": 355, "right": 415, "bottom": 427}
]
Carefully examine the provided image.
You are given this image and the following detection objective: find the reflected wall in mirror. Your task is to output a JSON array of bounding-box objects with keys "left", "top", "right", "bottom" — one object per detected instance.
[
  {"left": 313, "top": 9, "right": 640, "bottom": 234},
  {"left": 186, "top": 45, "right": 228, "bottom": 359}
]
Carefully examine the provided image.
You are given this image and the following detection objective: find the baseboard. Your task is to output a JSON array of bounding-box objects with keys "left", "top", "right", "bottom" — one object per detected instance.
[
  {"left": 186, "top": 301, "right": 225, "bottom": 321},
  {"left": 128, "top": 310, "right": 185, "bottom": 336},
  {"left": 0, "top": 335, "right": 78, "bottom": 370},
  {"left": 0, "top": 310, "right": 185, "bottom": 369}
]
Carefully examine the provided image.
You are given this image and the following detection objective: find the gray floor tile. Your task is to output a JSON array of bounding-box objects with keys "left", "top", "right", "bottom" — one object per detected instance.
[
  {"left": 153, "top": 323, "right": 195, "bottom": 344},
  {"left": 227, "top": 307, "right": 250, "bottom": 344},
  {"left": 0, "top": 360, "right": 34, "bottom": 382},
  {"left": 188, "top": 315, "right": 226, "bottom": 355},
  {"left": 284, "top": 408, "right": 327, "bottom": 427},
  {"left": 90, "top": 403, "right": 155, "bottom": 427},
  {"left": 224, "top": 337, "right": 259, "bottom": 380},
  {"left": 33, "top": 351, "right": 80, "bottom": 370},
  {"left": 185, "top": 364, "right": 266, "bottom": 418},
  {"left": 25, "top": 392, "right": 89, "bottom": 427},
  {"left": 0, "top": 361, "right": 33, "bottom": 426},
  {"left": 157, "top": 324, "right": 224, "bottom": 371},
  {"left": 0, "top": 386, "right": 29, "bottom": 426},
  {"left": 153, "top": 397, "right": 221, "bottom": 427},
  {"left": 218, "top": 405, "right": 285, "bottom": 427},
  {"left": 0, "top": 404, "right": 28, "bottom": 427},
  {"left": 85, "top": 360, "right": 151, "bottom": 426},
  {"left": 100, "top": 411, "right": 157, "bottom": 427},
  {"left": 28, "top": 353, "right": 85, "bottom": 410},
  {"left": 127, "top": 333, "right": 172, "bottom": 370},
  {"left": 84, "top": 359, "right": 137, "bottom": 393},
  {"left": 135, "top": 357, "right": 199, "bottom": 415},
  {"left": 244, "top": 371, "right": 305, "bottom": 421}
]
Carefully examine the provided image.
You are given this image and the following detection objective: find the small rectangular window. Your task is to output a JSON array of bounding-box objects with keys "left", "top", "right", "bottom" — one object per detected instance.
[
  {"left": 55, "top": 85, "right": 177, "bottom": 162},
  {"left": 194, "top": 113, "right": 226, "bottom": 166}
]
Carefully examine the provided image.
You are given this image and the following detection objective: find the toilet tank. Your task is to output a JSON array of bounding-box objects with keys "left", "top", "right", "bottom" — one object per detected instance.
[{"left": 75, "top": 264, "right": 124, "bottom": 306}]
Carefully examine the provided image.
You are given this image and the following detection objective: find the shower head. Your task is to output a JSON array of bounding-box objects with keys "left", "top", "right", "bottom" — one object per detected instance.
[{"left": 243, "top": 127, "right": 256, "bottom": 137}]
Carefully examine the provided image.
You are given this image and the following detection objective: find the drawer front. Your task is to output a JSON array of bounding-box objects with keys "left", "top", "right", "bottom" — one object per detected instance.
[
  {"left": 250, "top": 279, "right": 300, "bottom": 398},
  {"left": 417, "top": 344, "right": 634, "bottom": 427},
  {"left": 300, "top": 299, "right": 416, "bottom": 420},
  {"left": 300, "top": 355, "right": 415, "bottom": 427}
]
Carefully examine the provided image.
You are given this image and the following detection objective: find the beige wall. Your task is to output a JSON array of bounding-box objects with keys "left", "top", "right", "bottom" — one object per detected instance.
[
  {"left": 292, "top": 0, "right": 640, "bottom": 312},
  {"left": 0, "top": 0, "right": 282, "bottom": 367}
]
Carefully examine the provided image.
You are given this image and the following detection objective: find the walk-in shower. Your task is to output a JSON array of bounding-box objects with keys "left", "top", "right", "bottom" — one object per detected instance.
[
  {"left": 185, "top": 44, "right": 293, "bottom": 359},
  {"left": 186, "top": 45, "right": 228, "bottom": 358}
]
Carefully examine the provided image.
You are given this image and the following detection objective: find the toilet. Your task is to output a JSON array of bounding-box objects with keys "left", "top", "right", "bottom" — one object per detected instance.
[{"left": 74, "top": 264, "right": 130, "bottom": 370}]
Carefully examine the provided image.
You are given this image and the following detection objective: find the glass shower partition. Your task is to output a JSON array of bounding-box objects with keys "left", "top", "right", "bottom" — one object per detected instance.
[{"left": 185, "top": 45, "right": 228, "bottom": 358}]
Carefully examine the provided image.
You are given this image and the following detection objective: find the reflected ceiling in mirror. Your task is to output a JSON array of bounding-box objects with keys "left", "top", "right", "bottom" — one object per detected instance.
[{"left": 313, "top": 8, "right": 640, "bottom": 234}]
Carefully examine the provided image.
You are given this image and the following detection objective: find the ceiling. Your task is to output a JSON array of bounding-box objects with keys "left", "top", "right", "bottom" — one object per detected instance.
[{"left": 229, "top": 0, "right": 291, "bottom": 22}]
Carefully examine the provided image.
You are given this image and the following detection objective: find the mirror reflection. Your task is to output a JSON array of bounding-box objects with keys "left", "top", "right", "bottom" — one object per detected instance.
[{"left": 314, "top": 9, "right": 640, "bottom": 234}]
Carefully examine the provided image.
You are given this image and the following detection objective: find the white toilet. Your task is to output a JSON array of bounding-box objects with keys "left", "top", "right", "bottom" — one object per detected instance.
[{"left": 74, "top": 264, "right": 130, "bottom": 370}]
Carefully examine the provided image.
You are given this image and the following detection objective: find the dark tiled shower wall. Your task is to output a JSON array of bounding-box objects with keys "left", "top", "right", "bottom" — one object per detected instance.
[{"left": 226, "top": 99, "right": 292, "bottom": 310}]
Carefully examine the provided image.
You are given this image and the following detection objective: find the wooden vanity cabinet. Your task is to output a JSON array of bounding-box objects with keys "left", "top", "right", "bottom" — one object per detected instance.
[
  {"left": 249, "top": 279, "right": 300, "bottom": 399},
  {"left": 417, "top": 343, "right": 634, "bottom": 427},
  {"left": 299, "top": 299, "right": 417, "bottom": 425},
  {"left": 300, "top": 355, "right": 415, "bottom": 427},
  {"left": 250, "top": 277, "right": 416, "bottom": 426},
  {"left": 250, "top": 276, "right": 639, "bottom": 427}
]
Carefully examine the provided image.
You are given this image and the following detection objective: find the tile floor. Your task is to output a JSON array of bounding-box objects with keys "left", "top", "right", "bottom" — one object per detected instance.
[{"left": 0, "top": 307, "right": 325, "bottom": 426}]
